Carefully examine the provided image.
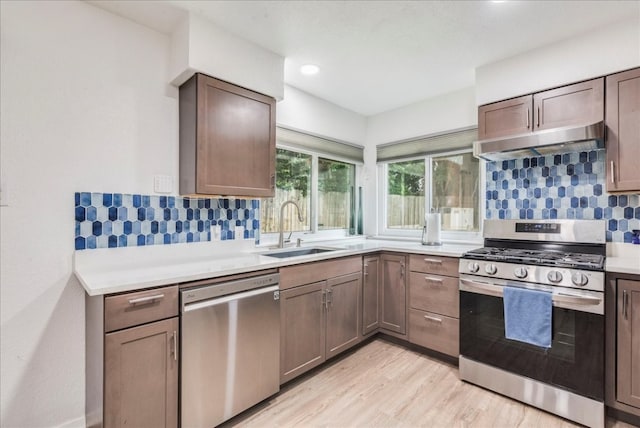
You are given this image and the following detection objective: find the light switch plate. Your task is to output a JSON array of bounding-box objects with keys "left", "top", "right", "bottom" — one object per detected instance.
[{"left": 153, "top": 175, "right": 173, "bottom": 194}]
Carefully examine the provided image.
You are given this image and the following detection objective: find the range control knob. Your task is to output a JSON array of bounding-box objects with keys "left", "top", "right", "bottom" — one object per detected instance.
[
  {"left": 571, "top": 272, "right": 588, "bottom": 287},
  {"left": 467, "top": 262, "right": 480, "bottom": 273},
  {"left": 485, "top": 263, "right": 498, "bottom": 275},
  {"left": 514, "top": 267, "right": 528, "bottom": 279},
  {"left": 547, "top": 270, "right": 563, "bottom": 283}
]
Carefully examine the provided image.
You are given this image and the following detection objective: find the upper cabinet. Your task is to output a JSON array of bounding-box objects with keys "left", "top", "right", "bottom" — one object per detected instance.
[
  {"left": 478, "top": 95, "right": 533, "bottom": 140},
  {"left": 606, "top": 67, "right": 640, "bottom": 193},
  {"left": 179, "top": 73, "right": 276, "bottom": 197},
  {"left": 478, "top": 78, "right": 604, "bottom": 141},
  {"left": 533, "top": 78, "right": 603, "bottom": 131}
]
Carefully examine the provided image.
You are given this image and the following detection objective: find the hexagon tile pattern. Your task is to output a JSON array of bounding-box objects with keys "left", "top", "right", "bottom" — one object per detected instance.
[
  {"left": 75, "top": 192, "right": 260, "bottom": 250},
  {"left": 486, "top": 149, "right": 640, "bottom": 243}
]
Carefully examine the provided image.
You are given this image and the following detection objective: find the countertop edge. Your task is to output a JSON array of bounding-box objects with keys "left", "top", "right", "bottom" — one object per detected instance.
[{"left": 76, "top": 242, "right": 479, "bottom": 296}]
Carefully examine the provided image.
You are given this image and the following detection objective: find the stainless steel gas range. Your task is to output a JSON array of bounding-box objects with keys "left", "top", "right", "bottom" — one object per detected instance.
[{"left": 458, "top": 219, "right": 606, "bottom": 428}]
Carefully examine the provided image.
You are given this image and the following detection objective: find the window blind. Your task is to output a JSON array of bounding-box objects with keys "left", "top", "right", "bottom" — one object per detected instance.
[
  {"left": 376, "top": 127, "right": 478, "bottom": 162},
  {"left": 277, "top": 126, "right": 364, "bottom": 163}
]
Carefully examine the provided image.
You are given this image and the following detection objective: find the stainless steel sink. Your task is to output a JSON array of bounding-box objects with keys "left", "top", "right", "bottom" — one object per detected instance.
[{"left": 262, "top": 247, "right": 339, "bottom": 259}]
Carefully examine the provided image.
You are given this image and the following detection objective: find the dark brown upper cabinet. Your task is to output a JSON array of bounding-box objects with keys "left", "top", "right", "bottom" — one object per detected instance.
[
  {"left": 533, "top": 78, "right": 603, "bottom": 131},
  {"left": 478, "top": 95, "right": 533, "bottom": 140},
  {"left": 605, "top": 67, "right": 640, "bottom": 193},
  {"left": 478, "top": 78, "right": 604, "bottom": 141},
  {"left": 179, "top": 73, "right": 276, "bottom": 197}
]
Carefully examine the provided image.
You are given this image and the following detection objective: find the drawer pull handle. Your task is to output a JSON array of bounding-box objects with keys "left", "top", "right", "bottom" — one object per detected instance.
[
  {"left": 128, "top": 294, "right": 165, "bottom": 305},
  {"left": 424, "top": 315, "right": 442, "bottom": 323},
  {"left": 423, "top": 258, "right": 442, "bottom": 264},
  {"left": 623, "top": 290, "right": 629, "bottom": 320},
  {"left": 424, "top": 276, "right": 443, "bottom": 284},
  {"left": 610, "top": 161, "right": 615, "bottom": 184},
  {"left": 171, "top": 331, "right": 177, "bottom": 361}
]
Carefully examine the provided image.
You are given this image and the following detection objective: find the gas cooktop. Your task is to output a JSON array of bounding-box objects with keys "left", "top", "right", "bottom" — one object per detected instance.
[{"left": 463, "top": 247, "right": 605, "bottom": 271}]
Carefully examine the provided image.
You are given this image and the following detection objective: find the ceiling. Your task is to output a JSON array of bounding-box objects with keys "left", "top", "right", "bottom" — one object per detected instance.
[{"left": 89, "top": 1, "right": 639, "bottom": 116}]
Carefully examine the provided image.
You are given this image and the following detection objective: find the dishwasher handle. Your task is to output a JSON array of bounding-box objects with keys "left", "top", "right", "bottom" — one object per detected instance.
[{"left": 183, "top": 285, "right": 279, "bottom": 313}]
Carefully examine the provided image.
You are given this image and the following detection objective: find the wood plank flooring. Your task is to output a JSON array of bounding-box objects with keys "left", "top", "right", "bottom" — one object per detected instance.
[{"left": 223, "top": 339, "right": 636, "bottom": 428}]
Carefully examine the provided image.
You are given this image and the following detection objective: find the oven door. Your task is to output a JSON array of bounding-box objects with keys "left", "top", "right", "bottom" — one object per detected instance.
[{"left": 459, "top": 275, "right": 604, "bottom": 401}]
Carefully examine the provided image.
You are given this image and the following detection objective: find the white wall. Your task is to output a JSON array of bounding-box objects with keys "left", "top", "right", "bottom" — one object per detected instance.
[
  {"left": 476, "top": 17, "right": 640, "bottom": 105},
  {"left": 365, "top": 86, "right": 477, "bottom": 147},
  {"left": 0, "top": 1, "right": 178, "bottom": 426},
  {"left": 170, "top": 13, "right": 285, "bottom": 100},
  {"left": 277, "top": 84, "right": 367, "bottom": 145}
]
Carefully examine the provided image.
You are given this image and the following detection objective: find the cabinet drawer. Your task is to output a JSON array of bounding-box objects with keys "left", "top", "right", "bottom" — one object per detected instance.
[
  {"left": 409, "top": 309, "right": 459, "bottom": 357},
  {"left": 105, "top": 285, "right": 179, "bottom": 332},
  {"left": 409, "top": 272, "right": 459, "bottom": 318},
  {"left": 409, "top": 254, "right": 458, "bottom": 277},
  {"left": 279, "top": 256, "right": 362, "bottom": 290}
]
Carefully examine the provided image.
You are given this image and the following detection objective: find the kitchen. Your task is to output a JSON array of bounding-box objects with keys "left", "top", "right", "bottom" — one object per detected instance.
[{"left": 1, "top": 1, "right": 640, "bottom": 428}]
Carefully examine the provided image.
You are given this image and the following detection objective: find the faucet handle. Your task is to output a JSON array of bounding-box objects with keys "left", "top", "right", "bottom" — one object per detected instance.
[{"left": 296, "top": 238, "right": 303, "bottom": 247}]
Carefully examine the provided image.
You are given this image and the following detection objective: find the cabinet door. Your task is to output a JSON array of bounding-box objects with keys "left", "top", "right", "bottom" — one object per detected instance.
[
  {"left": 380, "top": 254, "right": 407, "bottom": 335},
  {"left": 280, "top": 281, "right": 326, "bottom": 384},
  {"left": 533, "top": 77, "right": 603, "bottom": 131},
  {"left": 362, "top": 256, "right": 381, "bottom": 335},
  {"left": 478, "top": 95, "right": 532, "bottom": 140},
  {"left": 104, "top": 317, "right": 178, "bottom": 428},
  {"left": 326, "top": 272, "right": 362, "bottom": 358},
  {"left": 606, "top": 68, "right": 640, "bottom": 192},
  {"left": 617, "top": 279, "right": 640, "bottom": 409},
  {"left": 196, "top": 74, "right": 275, "bottom": 197}
]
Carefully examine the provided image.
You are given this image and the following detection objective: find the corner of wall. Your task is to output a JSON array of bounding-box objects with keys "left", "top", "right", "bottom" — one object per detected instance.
[{"left": 169, "top": 12, "right": 284, "bottom": 99}]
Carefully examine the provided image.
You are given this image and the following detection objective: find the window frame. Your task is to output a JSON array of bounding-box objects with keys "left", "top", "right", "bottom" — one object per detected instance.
[
  {"left": 377, "top": 148, "right": 484, "bottom": 243},
  {"left": 261, "top": 143, "right": 363, "bottom": 246}
]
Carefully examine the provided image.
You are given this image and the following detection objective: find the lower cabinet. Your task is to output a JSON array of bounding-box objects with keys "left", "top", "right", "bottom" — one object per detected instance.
[
  {"left": 617, "top": 279, "right": 640, "bottom": 409},
  {"left": 104, "top": 318, "right": 179, "bottom": 428},
  {"left": 279, "top": 257, "right": 362, "bottom": 384},
  {"left": 362, "top": 256, "right": 381, "bottom": 336},
  {"left": 326, "top": 273, "right": 362, "bottom": 358},
  {"left": 407, "top": 255, "right": 460, "bottom": 357},
  {"left": 380, "top": 253, "right": 407, "bottom": 335},
  {"left": 86, "top": 285, "right": 179, "bottom": 428},
  {"left": 280, "top": 281, "right": 326, "bottom": 383},
  {"left": 606, "top": 273, "right": 640, "bottom": 420}
]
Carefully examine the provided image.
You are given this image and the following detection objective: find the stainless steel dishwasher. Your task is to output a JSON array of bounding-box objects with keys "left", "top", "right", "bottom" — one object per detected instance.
[{"left": 180, "top": 273, "right": 280, "bottom": 428}]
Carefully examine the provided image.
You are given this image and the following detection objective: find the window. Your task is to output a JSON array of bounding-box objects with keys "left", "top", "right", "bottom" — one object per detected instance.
[
  {"left": 261, "top": 147, "right": 359, "bottom": 238},
  {"left": 381, "top": 150, "right": 480, "bottom": 238},
  {"left": 431, "top": 152, "right": 480, "bottom": 232},
  {"left": 386, "top": 159, "right": 425, "bottom": 229},
  {"left": 261, "top": 148, "right": 311, "bottom": 234},
  {"left": 318, "top": 158, "right": 356, "bottom": 231}
]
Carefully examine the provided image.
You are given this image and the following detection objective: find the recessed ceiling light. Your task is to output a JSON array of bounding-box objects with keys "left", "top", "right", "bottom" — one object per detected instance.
[{"left": 300, "top": 64, "right": 320, "bottom": 75}]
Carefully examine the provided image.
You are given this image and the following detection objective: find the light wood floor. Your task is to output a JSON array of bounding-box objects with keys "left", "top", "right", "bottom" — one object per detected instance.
[{"left": 224, "top": 338, "right": 637, "bottom": 428}]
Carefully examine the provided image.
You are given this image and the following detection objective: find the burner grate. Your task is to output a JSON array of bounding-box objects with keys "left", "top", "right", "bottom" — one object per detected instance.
[{"left": 464, "top": 247, "right": 605, "bottom": 270}]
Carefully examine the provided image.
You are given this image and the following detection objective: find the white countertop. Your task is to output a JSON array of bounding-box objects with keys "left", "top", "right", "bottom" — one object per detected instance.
[
  {"left": 606, "top": 243, "right": 640, "bottom": 276},
  {"left": 75, "top": 238, "right": 640, "bottom": 296},
  {"left": 73, "top": 238, "right": 481, "bottom": 296}
]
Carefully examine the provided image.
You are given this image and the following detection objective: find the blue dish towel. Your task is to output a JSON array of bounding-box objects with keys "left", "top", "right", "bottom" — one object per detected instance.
[{"left": 503, "top": 286, "right": 552, "bottom": 348}]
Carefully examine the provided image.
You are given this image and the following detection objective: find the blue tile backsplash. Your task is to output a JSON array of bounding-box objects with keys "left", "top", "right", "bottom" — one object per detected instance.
[
  {"left": 485, "top": 149, "right": 640, "bottom": 243},
  {"left": 75, "top": 192, "right": 260, "bottom": 250}
]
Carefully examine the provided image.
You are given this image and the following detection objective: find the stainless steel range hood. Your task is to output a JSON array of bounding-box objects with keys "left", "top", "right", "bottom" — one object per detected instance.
[{"left": 473, "top": 121, "right": 604, "bottom": 161}]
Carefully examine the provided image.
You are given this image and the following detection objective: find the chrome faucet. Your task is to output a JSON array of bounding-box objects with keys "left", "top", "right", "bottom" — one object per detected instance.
[{"left": 278, "top": 200, "right": 304, "bottom": 248}]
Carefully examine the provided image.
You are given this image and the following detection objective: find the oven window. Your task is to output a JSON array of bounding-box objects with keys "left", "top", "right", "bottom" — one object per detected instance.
[{"left": 460, "top": 291, "right": 604, "bottom": 400}]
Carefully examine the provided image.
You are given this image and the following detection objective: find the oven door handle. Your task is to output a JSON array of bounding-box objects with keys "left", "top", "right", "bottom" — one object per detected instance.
[
  {"left": 459, "top": 278, "right": 603, "bottom": 308},
  {"left": 459, "top": 278, "right": 503, "bottom": 298}
]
